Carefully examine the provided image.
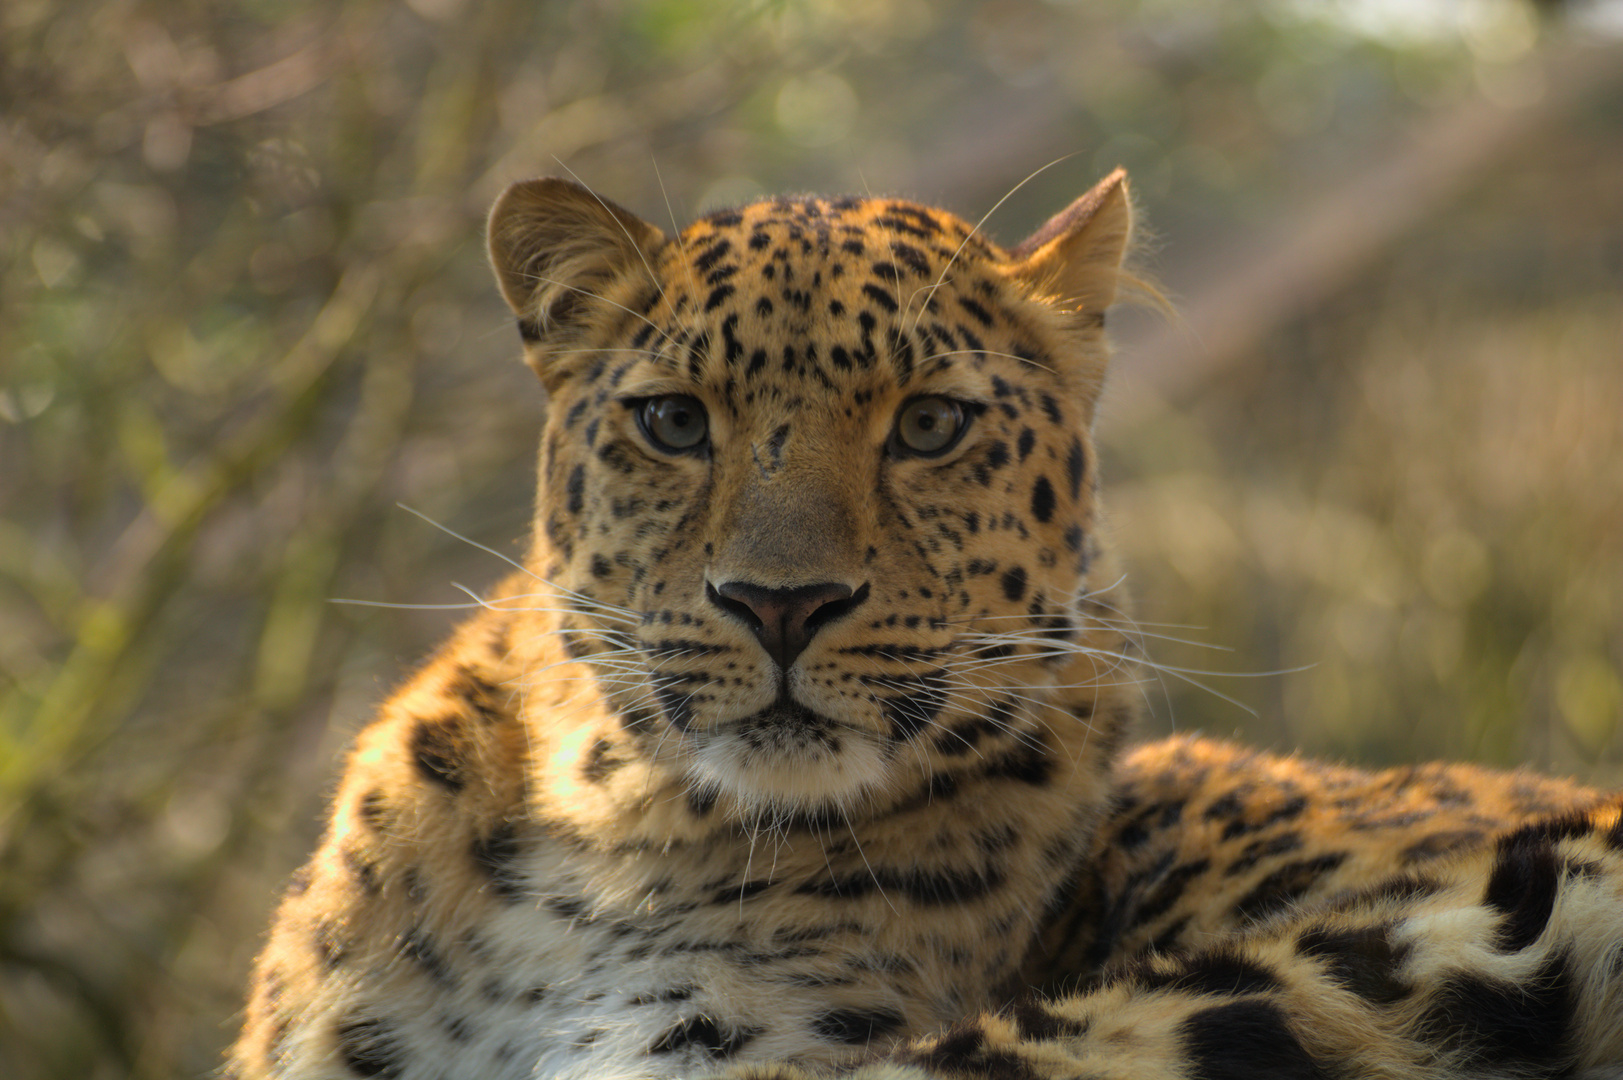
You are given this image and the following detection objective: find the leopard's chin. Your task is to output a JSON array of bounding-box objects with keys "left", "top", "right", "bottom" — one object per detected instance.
[{"left": 681, "top": 699, "right": 893, "bottom": 815}]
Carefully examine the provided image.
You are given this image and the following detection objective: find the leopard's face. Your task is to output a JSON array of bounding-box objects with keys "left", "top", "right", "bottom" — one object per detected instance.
[{"left": 490, "top": 180, "right": 1133, "bottom": 815}]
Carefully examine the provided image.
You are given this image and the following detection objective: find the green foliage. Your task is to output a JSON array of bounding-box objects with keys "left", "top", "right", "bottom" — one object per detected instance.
[{"left": 0, "top": 0, "right": 1618, "bottom": 1075}]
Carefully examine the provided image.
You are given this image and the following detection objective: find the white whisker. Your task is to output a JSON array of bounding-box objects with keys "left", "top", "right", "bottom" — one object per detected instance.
[{"left": 905, "top": 152, "right": 1081, "bottom": 335}]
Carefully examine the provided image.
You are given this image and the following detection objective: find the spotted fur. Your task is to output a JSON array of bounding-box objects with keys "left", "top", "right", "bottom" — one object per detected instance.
[{"left": 230, "top": 172, "right": 1623, "bottom": 1080}]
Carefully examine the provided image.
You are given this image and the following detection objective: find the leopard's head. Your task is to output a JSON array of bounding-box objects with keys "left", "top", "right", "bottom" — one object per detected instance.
[{"left": 488, "top": 172, "right": 1138, "bottom": 818}]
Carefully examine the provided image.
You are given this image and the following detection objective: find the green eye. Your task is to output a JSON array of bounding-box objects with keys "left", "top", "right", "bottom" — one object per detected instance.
[
  {"left": 893, "top": 396, "right": 967, "bottom": 456},
  {"left": 637, "top": 395, "right": 709, "bottom": 452}
]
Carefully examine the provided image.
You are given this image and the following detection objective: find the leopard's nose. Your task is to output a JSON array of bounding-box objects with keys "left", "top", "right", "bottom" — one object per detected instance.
[{"left": 705, "top": 580, "right": 870, "bottom": 669}]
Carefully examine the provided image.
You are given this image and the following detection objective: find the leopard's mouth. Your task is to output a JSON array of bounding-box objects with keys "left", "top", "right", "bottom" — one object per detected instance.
[
  {"left": 737, "top": 697, "right": 829, "bottom": 731},
  {"left": 680, "top": 694, "right": 891, "bottom": 809},
  {"left": 728, "top": 697, "right": 846, "bottom": 752}
]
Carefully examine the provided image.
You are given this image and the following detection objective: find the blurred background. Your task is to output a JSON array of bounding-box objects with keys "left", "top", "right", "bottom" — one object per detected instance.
[{"left": 2, "top": 0, "right": 1621, "bottom": 1074}]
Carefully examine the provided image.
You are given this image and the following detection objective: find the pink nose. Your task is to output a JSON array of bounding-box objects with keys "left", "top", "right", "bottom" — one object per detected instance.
[{"left": 706, "top": 580, "right": 870, "bottom": 668}]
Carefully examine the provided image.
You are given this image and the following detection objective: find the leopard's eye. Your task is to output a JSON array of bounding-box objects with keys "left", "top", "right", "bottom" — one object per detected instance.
[
  {"left": 893, "top": 396, "right": 968, "bottom": 456},
  {"left": 637, "top": 395, "right": 709, "bottom": 452}
]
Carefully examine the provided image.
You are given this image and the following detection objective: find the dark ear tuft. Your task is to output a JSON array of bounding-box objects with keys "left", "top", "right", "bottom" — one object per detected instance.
[
  {"left": 1007, "top": 168, "right": 1133, "bottom": 317},
  {"left": 486, "top": 178, "right": 665, "bottom": 344}
]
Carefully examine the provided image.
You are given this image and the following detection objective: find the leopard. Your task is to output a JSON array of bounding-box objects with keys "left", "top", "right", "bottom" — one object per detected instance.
[{"left": 229, "top": 168, "right": 1623, "bottom": 1080}]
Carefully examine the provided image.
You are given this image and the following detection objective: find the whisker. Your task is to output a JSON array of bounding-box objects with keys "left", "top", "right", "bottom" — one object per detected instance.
[
  {"left": 518, "top": 272, "right": 678, "bottom": 351},
  {"left": 905, "top": 152, "right": 1081, "bottom": 335},
  {"left": 914, "top": 346, "right": 1056, "bottom": 375},
  {"left": 551, "top": 156, "right": 670, "bottom": 320}
]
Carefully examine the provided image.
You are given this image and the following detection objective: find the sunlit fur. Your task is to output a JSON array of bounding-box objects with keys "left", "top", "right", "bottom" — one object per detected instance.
[{"left": 231, "top": 174, "right": 1623, "bottom": 1080}]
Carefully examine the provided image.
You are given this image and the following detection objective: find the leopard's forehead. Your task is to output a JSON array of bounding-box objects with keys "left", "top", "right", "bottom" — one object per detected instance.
[
  {"left": 625, "top": 195, "right": 1043, "bottom": 401},
  {"left": 680, "top": 194, "right": 993, "bottom": 263}
]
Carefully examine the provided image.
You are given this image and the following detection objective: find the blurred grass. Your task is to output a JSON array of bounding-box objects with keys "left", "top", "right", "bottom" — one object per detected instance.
[{"left": 1, "top": 0, "right": 1620, "bottom": 1075}]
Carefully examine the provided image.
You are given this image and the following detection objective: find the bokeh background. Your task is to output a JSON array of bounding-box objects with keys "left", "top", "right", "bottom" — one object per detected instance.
[{"left": 3, "top": 0, "right": 1621, "bottom": 1074}]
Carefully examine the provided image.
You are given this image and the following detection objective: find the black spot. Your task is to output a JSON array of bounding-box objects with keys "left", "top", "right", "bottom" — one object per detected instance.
[
  {"left": 687, "top": 787, "right": 718, "bottom": 817},
  {"left": 958, "top": 296, "right": 995, "bottom": 327},
  {"left": 335, "top": 1017, "right": 405, "bottom": 1078},
  {"left": 1297, "top": 923, "right": 1410, "bottom": 1005},
  {"left": 1235, "top": 853, "right": 1347, "bottom": 924},
  {"left": 874, "top": 214, "right": 933, "bottom": 239},
  {"left": 1066, "top": 438, "right": 1085, "bottom": 499},
  {"left": 1181, "top": 1000, "right": 1326, "bottom": 1080},
  {"left": 470, "top": 822, "right": 526, "bottom": 901},
  {"left": 450, "top": 665, "right": 504, "bottom": 725},
  {"left": 581, "top": 737, "right": 623, "bottom": 784},
  {"left": 693, "top": 237, "right": 733, "bottom": 272},
  {"left": 812, "top": 1007, "right": 907, "bottom": 1045},
  {"left": 1131, "top": 857, "right": 1211, "bottom": 926},
  {"left": 1331, "top": 873, "right": 1441, "bottom": 912},
  {"left": 411, "top": 718, "right": 467, "bottom": 793},
  {"left": 544, "top": 895, "right": 585, "bottom": 920},
  {"left": 1149, "top": 915, "right": 1193, "bottom": 954},
  {"left": 342, "top": 845, "right": 381, "bottom": 894},
  {"left": 657, "top": 686, "right": 694, "bottom": 731},
  {"left": 890, "top": 241, "right": 931, "bottom": 275},
  {"left": 397, "top": 927, "right": 456, "bottom": 988},
  {"left": 565, "top": 464, "right": 585, "bottom": 515},
  {"left": 705, "top": 284, "right": 735, "bottom": 312},
  {"left": 1400, "top": 829, "right": 1485, "bottom": 864},
  {"left": 648, "top": 1016, "right": 756, "bottom": 1058},
  {"left": 1138, "top": 948, "right": 1282, "bottom": 997},
  {"left": 797, "top": 863, "right": 1003, "bottom": 906},
  {"left": 1220, "top": 795, "right": 1308, "bottom": 840},
  {"left": 1005, "top": 998, "right": 1087, "bottom": 1040},
  {"left": 1030, "top": 476, "right": 1055, "bottom": 523},
  {"left": 707, "top": 877, "right": 775, "bottom": 905},
  {"left": 1225, "top": 831, "right": 1304, "bottom": 876},
  {"left": 357, "top": 788, "right": 391, "bottom": 831},
  {"left": 1417, "top": 951, "right": 1573, "bottom": 1070},
  {"left": 982, "top": 742, "right": 1053, "bottom": 786},
  {"left": 443, "top": 1014, "right": 476, "bottom": 1043},
  {"left": 588, "top": 554, "right": 612, "bottom": 579},
  {"left": 1000, "top": 566, "right": 1027, "bottom": 602},
  {"left": 861, "top": 283, "right": 898, "bottom": 312},
  {"left": 1016, "top": 428, "right": 1036, "bottom": 461},
  {"left": 902, "top": 1021, "right": 1035, "bottom": 1080},
  {"left": 879, "top": 676, "right": 948, "bottom": 741},
  {"left": 1484, "top": 831, "right": 1561, "bottom": 952},
  {"left": 1203, "top": 790, "right": 1247, "bottom": 820}
]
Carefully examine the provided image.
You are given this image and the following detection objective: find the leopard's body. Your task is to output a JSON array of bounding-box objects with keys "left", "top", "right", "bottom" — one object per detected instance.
[{"left": 231, "top": 172, "right": 1623, "bottom": 1080}]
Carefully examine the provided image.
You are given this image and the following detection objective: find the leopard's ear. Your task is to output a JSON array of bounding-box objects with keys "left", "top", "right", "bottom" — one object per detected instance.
[
  {"left": 1007, "top": 168, "right": 1132, "bottom": 319},
  {"left": 487, "top": 178, "right": 666, "bottom": 357}
]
